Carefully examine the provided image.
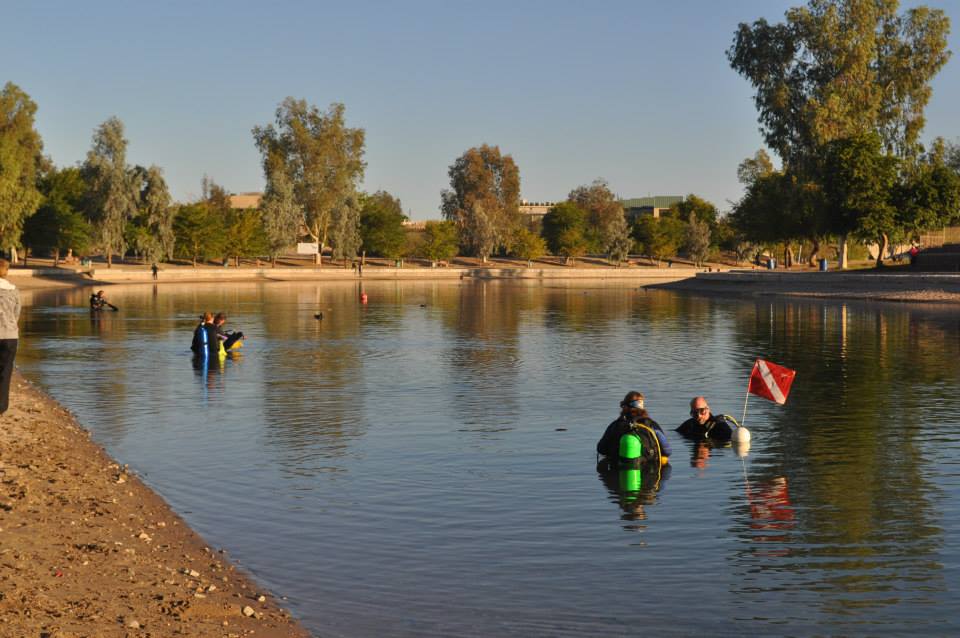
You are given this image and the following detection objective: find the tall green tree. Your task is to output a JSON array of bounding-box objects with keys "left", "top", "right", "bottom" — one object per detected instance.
[
  {"left": 441, "top": 144, "right": 521, "bottom": 262},
  {"left": 541, "top": 202, "right": 588, "bottom": 264},
  {"left": 253, "top": 99, "right": 366, "bottom": 265},
  {"left": 126, "top": 165, "right": 174, "bottom": 263},
  {"left": 897, "top": 146, "right": 960, "bottom": 242},
  {"left": 259, "top": 154, "right": 302, "bottom": 266},
  {"left": 328, "top": 193, "right": 361, "bottom": 263},
  {"left": 23, "top": 167, "right": 92, "bottom": 264},
  {"left": 0, "top": 82, "right": 44, "bottom": 260},
  {"left": 728, "top": 0, "right": 951, "bottom": 266},
  {"left": 671, "top": 194, "right": 719, "bottom": 230},
  {"left": 82, "top": 117, "right": 139, "bottom": 267},
  {"left": 633, "top": 215, "right": 685, "bottom": 266},
  {"left": 685, "top": 215, "right": 712, "bottom": 267},
  {"left": 360, "top": 190, "right": 407, "bottom": 259},
  {"left": 223, "top": 208, "right": 268, "bottom": 267},
  {"left": 174, "top": 202, "right": 223, "bottom": 267},
  {"left": 821, "top": 133, "right": 900, "bottom": 266},
  {"left": 567, "top": 179, "right": 627, "bottom": 255}
]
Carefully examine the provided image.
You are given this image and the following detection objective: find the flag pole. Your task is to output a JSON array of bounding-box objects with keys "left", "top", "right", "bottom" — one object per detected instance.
[{"left": 741, "top": 359, "right": 757, "bottom": 427}]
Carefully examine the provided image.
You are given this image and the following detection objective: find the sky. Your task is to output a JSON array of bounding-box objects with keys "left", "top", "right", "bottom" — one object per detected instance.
[{"left": 5, "top": 0, "right": 960, "bottom": 220}]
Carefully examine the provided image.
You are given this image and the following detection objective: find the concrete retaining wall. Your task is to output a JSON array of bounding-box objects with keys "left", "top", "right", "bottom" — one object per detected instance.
[{"left": 10, "top": 266, "right": 702, "bottom": 285}]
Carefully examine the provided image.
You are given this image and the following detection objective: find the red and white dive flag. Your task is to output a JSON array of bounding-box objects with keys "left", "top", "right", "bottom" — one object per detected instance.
[{"left": 748, "top": 359, "right": 796, "bottom": 405}]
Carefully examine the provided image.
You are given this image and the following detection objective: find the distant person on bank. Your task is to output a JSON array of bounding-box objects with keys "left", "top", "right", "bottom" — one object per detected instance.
[
  {"left": 0, "top": 259, "right": 20, "bottom": 414},
  {"left": 676, "top": 396, "right": 733, "bottom": 442}
]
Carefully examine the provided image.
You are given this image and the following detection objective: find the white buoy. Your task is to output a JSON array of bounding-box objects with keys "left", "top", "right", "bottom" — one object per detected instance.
[
  {"left": 733, "top": 439, "right": 751, "bottom": 458},
  {"left": 731, "top": 426, "right": 751, "bottom": 443}
]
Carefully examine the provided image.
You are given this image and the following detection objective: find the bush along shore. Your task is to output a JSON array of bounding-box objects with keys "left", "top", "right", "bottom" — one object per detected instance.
[{"left": 0, "top": 371, "right": 309, "bottom": 637}]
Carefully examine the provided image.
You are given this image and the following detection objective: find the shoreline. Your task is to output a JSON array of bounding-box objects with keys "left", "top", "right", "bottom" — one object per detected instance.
[
  {"left": 649, "top": 269, "right": 960, "bottom": 304},
  {"left": 0, "top": 372, "right": 309, "bottom": 637}
]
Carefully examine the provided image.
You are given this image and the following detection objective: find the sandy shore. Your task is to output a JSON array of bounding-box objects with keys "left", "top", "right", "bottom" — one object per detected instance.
[
  {"left": 0, "top": 372, "right": 310, "bottom": 637},
  {"left": 651, "top": 269, "right": 960, "bottom": 304}
]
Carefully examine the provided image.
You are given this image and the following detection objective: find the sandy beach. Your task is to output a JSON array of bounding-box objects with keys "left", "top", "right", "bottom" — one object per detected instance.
[{"left": 0, "top": 371, "right": 309, "bottom": 637}]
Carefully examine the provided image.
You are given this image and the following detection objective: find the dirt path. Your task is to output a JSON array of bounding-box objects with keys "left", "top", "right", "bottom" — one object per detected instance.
[{"left": 0, "top": 372, "right": 310, "bottom": 637}]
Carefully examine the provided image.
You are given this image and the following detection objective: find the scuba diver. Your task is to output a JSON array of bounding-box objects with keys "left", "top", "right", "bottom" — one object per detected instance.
[
  {"left": 596, "top": 392, "right": 672, "bottom": 524},
  {"left": 596, "top": 391, "right": 672, "bottom": 468},
  {"left": 89, "top": 290, "right": 118, "bottom": 311},
  {"left": 190, "top": 312, "right": 218, "bottom": 360},
  {"left": 212, "top": 312, "right": 244, "bottom": 350},
  {"left": 675, "top": 396, "right": 737, "bottom": 442}
]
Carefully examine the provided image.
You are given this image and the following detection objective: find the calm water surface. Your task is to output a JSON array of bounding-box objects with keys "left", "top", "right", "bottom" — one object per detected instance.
[{"left": 17, "top": 280, "right": 960, "bottom": 636}]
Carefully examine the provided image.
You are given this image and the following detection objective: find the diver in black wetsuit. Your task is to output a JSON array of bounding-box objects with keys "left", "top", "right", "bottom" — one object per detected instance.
[
  {"left": 213, "top": 312, "right": 244, "bottom": 350},
  {"left": 191, "top": 312, "right": 218, "bottom": 359}
]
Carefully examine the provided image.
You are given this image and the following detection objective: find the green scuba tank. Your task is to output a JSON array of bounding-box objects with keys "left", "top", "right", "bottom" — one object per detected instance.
[
  {"left": 619, "top": 467, "right": 642, "bottom": 492},
  {"left": 619, "top": 432, "right": 642, "bottom": 462}
]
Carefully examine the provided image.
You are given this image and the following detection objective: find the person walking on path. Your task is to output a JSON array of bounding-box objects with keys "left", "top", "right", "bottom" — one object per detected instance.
[
  {"left": 151, "top": 263, "right": 159, "bottom": 280},
  {"left": 0, "top": 259, "right": 21, "bottom": 414}
]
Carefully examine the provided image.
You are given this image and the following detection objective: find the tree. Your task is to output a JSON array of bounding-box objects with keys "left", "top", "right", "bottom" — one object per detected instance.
[
  {"left": 328, "top": 193, "right": 361, "bottom": 264},
  {"left": 419, "top": 221, "right": 459, "bottom": 265},
  {"left": 685, "top": 215, "right": 712, "bottom": 267},
  {"left": 126, "top": 165, "right": 174, "bottom": 263},
  {"left": 897, "top": 147, "right": 960, "bottom": 242},
  {"left": 223, "top": 208, "right": 268, "bottom": 267},
  {"left": 0, "top": 82, "right": 44, "bottom": 261},
  {"left": 259, "top": 155, "right": 302, "bottom": 266},
  {"left": 728, "top": 0, "right": 951, "bottom": 266},
  {"left": 82, "top": 117, "right": 139, "bottom": 267},
  {"left": 441, "top": 144, "right": 521, "bottom": 261},
  {"left": 541, "top": 202, "right": 588, "bottom": 264},
  {"left": 633, "top": 215, "right": 685, "bottom": 266},
  {"left": 821, "top": 133, "right": 899, "bottom": 266},
  {"left": 360, "top": 191, "right": 407, "bottom": 259},
  {"left": 23, "top": 167, "right": 92, "bottom": 264},
  {"left": 671, "top": 194, "right": 719, "bottom": 230},
  {"left": 605, "top": 214, "right": 633, "bottom": 265},
  {"left": 174, "top": 202, "right": 223, "bottom": 267},
  {"left": 511, "top": 226, "right": 546, "bottom": 264},
  {"left": 253, "top": 99, "right": 365, "bottom": 265},
  {"left": 567, "top": 179, "right": 627, "bottom": 255}
]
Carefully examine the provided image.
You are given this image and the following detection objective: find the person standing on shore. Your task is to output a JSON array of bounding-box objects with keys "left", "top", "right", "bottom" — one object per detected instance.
[{"left": 0, "top": 259, "right": 20, "bottom": 414}]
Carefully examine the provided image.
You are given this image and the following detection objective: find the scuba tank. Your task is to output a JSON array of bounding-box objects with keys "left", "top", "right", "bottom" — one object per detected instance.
[{"left": 617, "top": 420, "right": 665, "bottom": 468}]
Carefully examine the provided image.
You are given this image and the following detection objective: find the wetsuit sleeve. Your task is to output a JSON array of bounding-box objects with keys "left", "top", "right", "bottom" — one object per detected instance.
[
  {"left": 650, "top": 425, "right": 671, "bottom": 458},
  {"left": 597, "top": 420, "right": 622, "bottom": 457}
]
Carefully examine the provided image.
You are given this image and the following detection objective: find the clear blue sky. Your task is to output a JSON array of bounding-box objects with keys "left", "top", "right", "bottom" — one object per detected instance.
[{"left": 5, "top": 0, "right": 960, "bottom": 219}]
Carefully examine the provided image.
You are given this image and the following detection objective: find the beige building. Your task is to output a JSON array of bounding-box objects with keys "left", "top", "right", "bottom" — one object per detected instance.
[{"left": 229, "top": 192, "right": 263, "bottom": 209}]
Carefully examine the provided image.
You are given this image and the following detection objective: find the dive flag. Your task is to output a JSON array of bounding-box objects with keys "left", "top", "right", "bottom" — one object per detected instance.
[{"left": 748, "top": 359, "right": 796, "bottom": 405}]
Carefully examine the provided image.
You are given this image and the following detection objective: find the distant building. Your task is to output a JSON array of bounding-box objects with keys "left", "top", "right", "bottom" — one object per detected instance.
[
  {"left": 519, "top": 200, "right": 557, "bottom": 225},
  {"left": 229, "top": 192, "right": 263, "bottom": 209},
  {"left": 620, "top": 196, "right": 684, "bottom": 221},
  {"left": 402, "top": 220, "right": 427, "bottom": 231}
]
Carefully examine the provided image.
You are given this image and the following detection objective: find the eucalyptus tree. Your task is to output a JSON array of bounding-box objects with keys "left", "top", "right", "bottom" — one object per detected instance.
[
  {"left": 567, "top": 179, "right": 626, "bottom": 255},
  {"left": 0, "top": 82, "right": 44, "bottom": 261},
  {"left": 728, "top": 0, "right": 951, "bottom": 266},
  {"left": 127, "top": 165, "right": 174, "bottom": 263},
  {"left": 685, "top": 215, "right": 712, "bottom": 267},
  {"left": 328, "top": 193, "right": 361, "bottom": 264},
  {"left": 253, "top": 99, "right": 366, "bottom": 265},
  {"left": 441, "top": 144, "right": 521, "bottom": 262},
  {"left": 259, "top": 156, "right": 302, "bottom": 266},
  {"left": 82, "top": 117, "right": 139, "bottom": 267}
]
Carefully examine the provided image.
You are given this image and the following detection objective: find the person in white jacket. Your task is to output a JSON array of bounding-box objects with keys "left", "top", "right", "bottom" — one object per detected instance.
[{"left": 0, "top": 259, "right": 20, "bottom": 414}]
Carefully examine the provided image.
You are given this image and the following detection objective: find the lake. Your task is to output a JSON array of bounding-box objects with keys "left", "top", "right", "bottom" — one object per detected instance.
[{"left": 17, "top": 280, "right": 960, "bottom": 636}]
